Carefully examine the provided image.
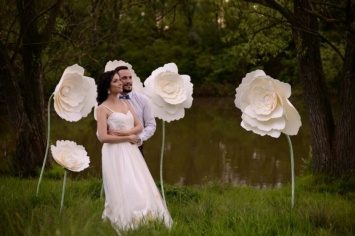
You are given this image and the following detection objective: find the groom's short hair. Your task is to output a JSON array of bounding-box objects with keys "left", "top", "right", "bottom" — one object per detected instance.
[{"left": 114, "top": 66, "right": 129, "bottom": 74}]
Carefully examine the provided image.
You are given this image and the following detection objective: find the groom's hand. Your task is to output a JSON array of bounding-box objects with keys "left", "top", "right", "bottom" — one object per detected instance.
[{"left": 128, "top": 134, "right": 140, "bottom": 144}]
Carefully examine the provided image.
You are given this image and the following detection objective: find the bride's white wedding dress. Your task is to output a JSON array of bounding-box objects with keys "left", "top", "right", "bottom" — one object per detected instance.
[{"left": 101, "top": 106, "right": 172, "bottom": 231}]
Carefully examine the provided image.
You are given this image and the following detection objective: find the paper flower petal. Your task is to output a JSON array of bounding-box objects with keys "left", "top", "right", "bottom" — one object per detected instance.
[
  {"left": 51, "top": 140, "right": 90, "bottom": 172},
  {"left": 53, "top": 64, "right": 97, "bottom": 122},
  {"left": 104, "top": 60, "right": 144, "bottom": 93},
  {"left": 235, "top": 70, "right": 301, "bottom": 138},
  {"left": 143, "top": 62, "right": 193, "bottom": 122}
]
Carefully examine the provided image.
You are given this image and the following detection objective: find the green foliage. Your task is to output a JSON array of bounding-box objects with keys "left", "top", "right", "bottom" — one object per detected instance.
[
  {"left": 1, "top": 176, "right": 354, "bottom": 235},
  {"left": 40, "top": 163, "right": 64, "bottom": 180},
  {"left": 320, "top": 43, "right": 345, "bottom": 87},
  {"left": 1, "top": 0, "right": 346, "bottom": 97},
  {"left": 0, "top": 0, "right": 339, "bottom": 98},
  {"left": 164, "top": 184, "right": 200, "bottom": 203},
  {"left": 297, "top": 174, "right": 355, "bottom": 200}
]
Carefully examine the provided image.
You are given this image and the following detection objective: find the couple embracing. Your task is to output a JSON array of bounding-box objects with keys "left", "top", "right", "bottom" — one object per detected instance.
[{"left": 96, "top": 66, "right": 173, "bottom": 233}]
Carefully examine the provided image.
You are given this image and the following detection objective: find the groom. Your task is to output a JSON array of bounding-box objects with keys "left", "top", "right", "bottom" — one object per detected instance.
[{"left": 113, "top": 66, "right": 156, "bottom": 155}]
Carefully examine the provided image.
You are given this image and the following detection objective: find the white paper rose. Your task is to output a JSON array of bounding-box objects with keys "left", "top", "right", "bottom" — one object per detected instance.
[
  {"left": 53, "top": 64, "right": 97, "bottom": 122},
  {"left": 143, "top": 63, "right": 193, "bottom": 122},
  {"left": 104, "top": 60, "right": 144, "bottom": 93},
  {"left": 234, "top": 69, "right": 301, "bottom": 138},
  {"left": 51, "top": 140, "right": 90, "bottom": 172}
]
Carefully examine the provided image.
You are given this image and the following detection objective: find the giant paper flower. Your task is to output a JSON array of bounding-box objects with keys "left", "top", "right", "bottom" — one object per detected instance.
[
  {"left": 51, "top": 140, "right": 90, "bottom": 172},
  {"left": 143, "top": 63, "right": 193, "bottom": 122},
  {"left": 53, "top": 64, "right": 97, "bottom": 122},
  {"left": 104, "top": 60, "right": 144, "bottom": 93},
  {"left": 234, "top": 69, "right": 301, "bottom": 138}
]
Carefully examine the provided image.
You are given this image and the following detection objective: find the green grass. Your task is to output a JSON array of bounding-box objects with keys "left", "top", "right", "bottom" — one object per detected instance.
[{"left": 0, "top": 175, "right": 354, "bottom": 236}]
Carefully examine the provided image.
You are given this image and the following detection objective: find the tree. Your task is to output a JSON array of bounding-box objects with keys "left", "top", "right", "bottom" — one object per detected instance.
[
  {"left": 0, "top": 0, "right": 63, "bottom": 176},
  {"left": 239, "top": 0, "right": 354, "bottom": 175},
  {"left": 1, "top": 0, "right": 353, "bottom": 176}
]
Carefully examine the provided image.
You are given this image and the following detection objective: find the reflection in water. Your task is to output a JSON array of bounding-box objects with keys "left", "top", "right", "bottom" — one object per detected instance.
[{"left": 47, "top": 97, "right": 310, "bottom": 188}]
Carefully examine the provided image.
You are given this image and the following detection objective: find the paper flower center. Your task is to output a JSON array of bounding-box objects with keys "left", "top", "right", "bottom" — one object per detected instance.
[
  {"left": 61, "top": 86, "right": 71, "bottom": 96},
  {"left": 154, "top": 71, "right": 187, "bottom": 104},
  {"left": 164, "top": 84, "right": 174, "bottom": 93},
  {"left": 250, "top": 85, "right": 277, "bottom": 115},
  {"left": 64, "top": 155, "right": 75, "bottom": 165}
]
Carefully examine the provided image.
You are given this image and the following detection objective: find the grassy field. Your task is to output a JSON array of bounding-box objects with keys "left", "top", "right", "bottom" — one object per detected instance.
[{"left": 0, "top": 174, "right": 354, "bottom": 236}]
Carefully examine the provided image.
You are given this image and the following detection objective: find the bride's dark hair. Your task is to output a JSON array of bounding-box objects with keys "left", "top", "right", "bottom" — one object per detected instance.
[{"left": 96, "top": 70, "right": 117, "bottom": 105}]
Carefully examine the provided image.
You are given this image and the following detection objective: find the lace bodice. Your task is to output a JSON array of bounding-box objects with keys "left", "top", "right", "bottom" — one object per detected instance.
[{"left": 107, "top": 111, "right": 134, "bottom": 131}]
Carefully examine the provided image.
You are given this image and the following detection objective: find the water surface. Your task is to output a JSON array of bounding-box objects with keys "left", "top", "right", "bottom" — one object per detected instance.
[{"left": 51, "top": 97, "right": 310, "bottom": 188}]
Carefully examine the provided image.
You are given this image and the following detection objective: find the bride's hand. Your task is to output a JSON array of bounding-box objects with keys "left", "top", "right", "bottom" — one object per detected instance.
[{"left": 108, "top": 129, "right": 129, "bottom": 136}]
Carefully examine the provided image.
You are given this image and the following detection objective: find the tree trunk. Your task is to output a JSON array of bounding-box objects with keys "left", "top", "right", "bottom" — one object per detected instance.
[
  {"left": 292, "top": 0, "right": 335, "bottom": 173},
  {"left": 0, "top": 42, "right": 45, "bottom": 176},
  {"left": 14, "top": 0, "right": 47, "bottom": 176},
  {"left": 0, "top": 0, "right": 63, "bottom": 176},
  {"left": 245, "top": 0, "right": 354, "bottom": 176},
  {"left": 332, "top": 26, "right": 355, "bottom": 175}
]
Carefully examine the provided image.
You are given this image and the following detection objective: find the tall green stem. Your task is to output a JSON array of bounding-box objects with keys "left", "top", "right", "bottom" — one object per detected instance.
[
  {"left": 60, "top": 169, "right": 67, "bottom": 214},
  {"left": 36, "top": 93, "right": 54, "bottom": 196},
  {"left": 160, "top": 120, "right": 166, "bottom": 205},
  {"left": 100, "top": 183, "right": 104, "bottom": 199},
  {"left": 285, "top": 134, "right": 295, "bottom": 208}
]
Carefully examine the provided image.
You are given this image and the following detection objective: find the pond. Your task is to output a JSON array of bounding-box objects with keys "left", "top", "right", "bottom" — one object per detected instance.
[{"left": 49, "top": 96, "right": 310, "bottom": 188}]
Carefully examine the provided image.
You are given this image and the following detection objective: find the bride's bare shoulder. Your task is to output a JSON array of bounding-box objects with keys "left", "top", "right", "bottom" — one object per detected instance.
[{"left": 97, "top": 103, "right": 108, "bottom": 112}]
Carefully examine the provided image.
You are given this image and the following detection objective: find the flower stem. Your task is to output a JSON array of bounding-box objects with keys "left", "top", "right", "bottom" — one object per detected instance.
[
  {"left": 100, "top": 183, "right": 104, "bottom": 199},
  {"left": 60, "top": 169, "right": 67, "bottom": 214},
  {"left": 160, "top": 120, "right": 166, "bottom": 205},
  {"left": 36, "top": 93, "right": 54, "bottom": 196},
  {"left": 285, "top": 134, "right": 295, "bottom": 208}
]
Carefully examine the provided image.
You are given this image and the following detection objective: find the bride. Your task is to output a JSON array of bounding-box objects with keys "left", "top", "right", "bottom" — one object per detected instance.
[{"left": 96, "top": 70, "right": 173, "bottom": 233}]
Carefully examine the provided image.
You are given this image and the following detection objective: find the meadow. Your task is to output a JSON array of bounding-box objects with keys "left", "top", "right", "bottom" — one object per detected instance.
[{"left": 1, "top": 174, "right": 354, "bottom": 236}]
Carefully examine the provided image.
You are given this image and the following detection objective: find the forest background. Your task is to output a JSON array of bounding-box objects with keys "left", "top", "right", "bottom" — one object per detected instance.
[{"left": 0, "top": 0, "right": 353, "bottom": 177}]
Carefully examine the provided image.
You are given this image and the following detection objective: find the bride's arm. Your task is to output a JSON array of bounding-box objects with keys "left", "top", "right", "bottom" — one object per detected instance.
[
  {"left": 97, "top": 105, "right": 136, "bottom": 144},
  {"left": 107, "top": 101, "right": 143, "bottom": 137},
  {"left": 111, "top": 100, "right": 142, "bottom": 136}
]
